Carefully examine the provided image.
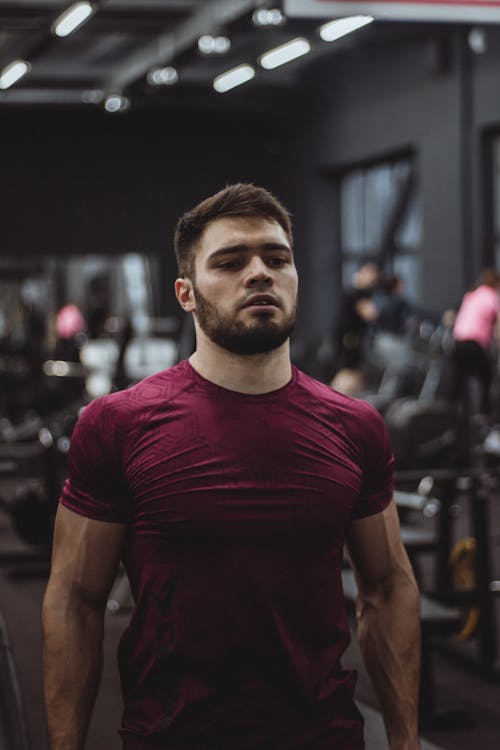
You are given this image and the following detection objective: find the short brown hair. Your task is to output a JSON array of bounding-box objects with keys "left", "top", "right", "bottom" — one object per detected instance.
[
  {"left": 478, "top": 268, "right": 500, "bottom": 289},
  {"left": 174, "top": 183, "right": 293, "bottom": 278}
]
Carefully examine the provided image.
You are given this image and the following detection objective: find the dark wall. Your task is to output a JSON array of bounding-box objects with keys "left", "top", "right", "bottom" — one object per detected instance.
[
  {"left": 279, "top": 33, "right": 465, "bottom": 337},
  {"left": 471, "top": 27, "right": 500, "bottom": 276},
  {"left": 0, "top": 108, "right": 291, "bottom": 317}
]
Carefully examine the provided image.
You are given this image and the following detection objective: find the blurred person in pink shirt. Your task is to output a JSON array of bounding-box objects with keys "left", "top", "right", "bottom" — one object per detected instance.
[
  {"left": 55, "top": 303, "right": 86, "bottom": 361},
  {"left": 452, "top": 268, "right": 500, "bottom": 416}
]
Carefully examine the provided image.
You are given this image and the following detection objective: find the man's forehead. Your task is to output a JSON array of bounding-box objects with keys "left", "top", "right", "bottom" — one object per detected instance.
[{"left": 199, "top": 215, "right": 289, "bottom": 247}]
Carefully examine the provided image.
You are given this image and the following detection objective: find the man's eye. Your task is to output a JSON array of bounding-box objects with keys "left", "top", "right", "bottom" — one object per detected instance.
[
  {"left": 218, "top": 261, "right": 238, "bottom": 270},
  {"left": 269, "top": 257, "right": 287, "bottom": 267}
]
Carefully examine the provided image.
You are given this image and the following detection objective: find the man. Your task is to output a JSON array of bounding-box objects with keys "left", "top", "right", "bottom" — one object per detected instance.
[{"left": 42, "top": 183, "right": 420, "bottom": 750}]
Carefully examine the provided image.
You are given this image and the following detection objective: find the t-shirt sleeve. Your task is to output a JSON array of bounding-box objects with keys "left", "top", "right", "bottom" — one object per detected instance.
[
  {"left": 60, "top": 397, "right": 130, "bottom": 523},
  {"left": 352, "top": 404, "right": 394, "bottom": 520}
]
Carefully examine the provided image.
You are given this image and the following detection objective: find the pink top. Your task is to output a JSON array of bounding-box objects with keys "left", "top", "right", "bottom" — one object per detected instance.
[
  {"left": 56, "top": 303, "right": 86, "bottom": 339},
  {"left": 453, "top": 285, "right": 500, "bottom": 349}
]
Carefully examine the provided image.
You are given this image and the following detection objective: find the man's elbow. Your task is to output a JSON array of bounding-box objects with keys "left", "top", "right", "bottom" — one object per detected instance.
[{"left": 42, "top": 578, "right": 107, "bottom": 631}]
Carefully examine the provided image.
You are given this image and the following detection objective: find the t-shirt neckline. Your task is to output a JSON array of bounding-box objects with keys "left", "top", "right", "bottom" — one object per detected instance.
[{"left": 183, "top": 358, "right": 298, "bottom": 400}]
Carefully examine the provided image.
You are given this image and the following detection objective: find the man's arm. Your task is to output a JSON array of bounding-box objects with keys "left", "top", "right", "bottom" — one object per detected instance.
[
  {"left": 42, "top": 504, "right": 126, "bottom": 750},
  {"left": 345, "top": 499, "right": 421, "bottom": 750}
]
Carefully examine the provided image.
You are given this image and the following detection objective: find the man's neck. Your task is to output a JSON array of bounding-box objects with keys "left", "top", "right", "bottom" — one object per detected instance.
[{"left": 188, "top": 338, "right": 293, "bottom": 395}]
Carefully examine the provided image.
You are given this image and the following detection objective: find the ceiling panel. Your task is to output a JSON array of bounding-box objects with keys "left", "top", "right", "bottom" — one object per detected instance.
[{"left": 0, "top": 1, "right": 439, "bottom": 111}]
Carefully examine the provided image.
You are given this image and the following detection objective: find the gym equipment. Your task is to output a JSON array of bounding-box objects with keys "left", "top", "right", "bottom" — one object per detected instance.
[
  {"left": 382, "top": 322, "right": 469, "bottom": 470},
  {"left": 385, "top": 399, "right": 467, "bottom": 470},
  {"left": 9, "top": 485, "right": 53, "bottom": 549},
  {"left": 396, "top": 468, "right": 500, "bottom": 681},
  {"left": 360, "top": 318, "right": 449, "bottom": 415},
  {"left": 0, "top": 404, "right": 79, "bottom": 552},
  {"left": 394, "top": 489, "right": 440, "bottom": 585},
  {"left": 0, "top": 609, "right": 30, "bottom": 749},
  {"left": 449, "top": 537, "right": 479, "bottom": 640}
]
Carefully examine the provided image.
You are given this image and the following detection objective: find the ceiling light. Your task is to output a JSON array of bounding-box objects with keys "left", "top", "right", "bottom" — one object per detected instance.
[
  {"left": 81, "top": 89, "right": 104, "bottom": 104},
  {"left": 0, "top": 60, "right": 30, "bottom": 90},
  {"left": 213, "top": 64, "right": 255, "bottom": 93},
  {"left": 214, "top": 36, "right": 231, "bottom": 54},
  {"left": 53, "top": 2, "right": 95, "bottom": 38},
  {"left": 104, "top": 94, "right": 130, "bottom": 113},
  {"left": 319, "top": 16, "right": 374, "bottom": 43},
  {"left": 259, "top": 38, "right": 311, "bottom": 70},
  {"left": 198, "top": 35, "right": 231, "bottom": 55},
  {"left": 253, "top": 8, "right": 286, "bottom": 27},
  {"left": 147, "top": 66, "right": 178, "bottom": 86},
  {"left": 468, "top": 28, "right": 487, "bottom": 54}
]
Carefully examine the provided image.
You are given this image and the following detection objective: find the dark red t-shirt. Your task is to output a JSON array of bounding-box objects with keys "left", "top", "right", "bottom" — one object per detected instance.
[{"left": 61, "top": 360, "right": 393, "bottom": 749}]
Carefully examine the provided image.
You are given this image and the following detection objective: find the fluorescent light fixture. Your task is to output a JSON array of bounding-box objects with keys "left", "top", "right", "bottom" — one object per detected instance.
[
  {"left": 213, "top": 64, "right": 255, "bottom": 93},
  {"left": 319, "top": 15, "right": 374, "bottom": 43},
  {"left": 53, "top": 2, "right": 95, "bottom": 38},
  {"left": 147, "top": 66, "right": 178, "bottom": 86},
  {"left": 259, "top": 37, "right": 311, "bottom": 70},
  {"left": 198, "top": 35, "right": 231, "bottom": 55},
  {"left": 104, "top": 94, "right": 130, "bottom": 113},
  {"left": 253, "top": 8, "right": 286, "bottom": 27},
  {"left": 0, "top": 60, "right": 30, "bottom": 90},
  {"left": 81, "top": 89, "right": 104, "bottom": 104},
  {"left": 214, "top": 36, "right": 231, "bottom": 54}
]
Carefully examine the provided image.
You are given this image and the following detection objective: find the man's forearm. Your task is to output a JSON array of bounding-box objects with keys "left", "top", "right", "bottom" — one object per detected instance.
[
  {"left": 42, "top": 589, "right": 105, "bottom": 750},
  {"left": 356, "top": 566, "right": 421, "bottom": 750}
]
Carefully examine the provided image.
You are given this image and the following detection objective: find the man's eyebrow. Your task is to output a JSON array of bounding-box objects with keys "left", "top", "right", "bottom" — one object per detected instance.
[{"left": 208, "top": 242, "right": 292, "bottom": 259}]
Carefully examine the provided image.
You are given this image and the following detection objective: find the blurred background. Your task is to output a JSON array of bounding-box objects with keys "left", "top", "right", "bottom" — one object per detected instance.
[{"left": 1, "top": 2, "right": 500, "bottom": 749}]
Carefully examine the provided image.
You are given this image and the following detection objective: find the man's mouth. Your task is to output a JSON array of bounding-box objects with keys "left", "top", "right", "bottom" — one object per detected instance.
[{"left": 242, "top": 295, "right": 279, "bottom": 309}]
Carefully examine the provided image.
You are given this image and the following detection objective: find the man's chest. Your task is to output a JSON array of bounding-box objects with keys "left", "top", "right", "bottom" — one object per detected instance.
[{"left": 122, "top": 399, "right": 364, "bottom": 538}]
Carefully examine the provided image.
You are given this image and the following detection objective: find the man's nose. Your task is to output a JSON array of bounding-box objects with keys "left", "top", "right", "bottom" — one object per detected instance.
[{"left": 245, "top": 256, "right": 272, "bottom": 285}]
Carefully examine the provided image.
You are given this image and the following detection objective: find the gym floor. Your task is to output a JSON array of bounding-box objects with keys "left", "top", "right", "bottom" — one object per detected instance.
[{"left": 0, "top": 499, "right": 499, "bottom": 750}]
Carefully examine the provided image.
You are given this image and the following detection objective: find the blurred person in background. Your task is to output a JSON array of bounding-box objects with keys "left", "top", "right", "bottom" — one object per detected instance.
[
  {"left": 86, "top": 274, "right": 112, "bottom": 339},
  {"left": 451, "top": 268, "right": 500, "bottom": 418},
  {"left": 55, "top": 303, "right": 86, "bottom": 362},
  {"left": 331, "top": 261, "right": 379, "bottom": 394},
  {"left": 374, "top": 274, "right": 411, "bottom": 337},
  {"left": 370, "top": 273, "right": 414, "bottom": 375}
]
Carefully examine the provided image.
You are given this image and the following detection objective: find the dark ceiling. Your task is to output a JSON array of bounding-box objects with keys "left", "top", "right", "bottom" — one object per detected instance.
[{"left": 0, "top": 0, "right": 455, "bottom": 112}]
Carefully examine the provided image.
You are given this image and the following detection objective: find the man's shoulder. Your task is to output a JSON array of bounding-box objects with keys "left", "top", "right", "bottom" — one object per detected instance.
[
  {"left": 295, "top": 368, "right": 382, "bottom": 424},
  {"left": 79, "top": 361, "right": 193, "bottom": 424},
  {"left": 294, "top": 373, "right": 392, "bottom": 473}
]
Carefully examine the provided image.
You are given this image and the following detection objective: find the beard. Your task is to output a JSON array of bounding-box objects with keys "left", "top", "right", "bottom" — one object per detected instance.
[{"left": 192, "top": 285, "right": 296, "bottom": 356}]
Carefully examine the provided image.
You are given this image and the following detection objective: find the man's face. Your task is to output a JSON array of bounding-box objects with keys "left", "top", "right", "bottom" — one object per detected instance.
[
  {"left": 355, "top": 263, "right": 379, "bottom": 289},
  {"left": 180, "top": 216, "right": 298, "bottom": 356}
]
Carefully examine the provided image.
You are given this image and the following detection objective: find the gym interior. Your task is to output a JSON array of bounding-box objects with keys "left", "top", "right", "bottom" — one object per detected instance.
[{"left": 1, "top": 1, "right": 500, "bottom": 748}]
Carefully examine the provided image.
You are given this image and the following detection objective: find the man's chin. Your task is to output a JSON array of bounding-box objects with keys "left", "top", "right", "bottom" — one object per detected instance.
[
  {"left": 210, "top": 322, "right": 294, "bottom": 356},
  {"left": 192, "top": 287, "right": 296, "bottom": 355}
]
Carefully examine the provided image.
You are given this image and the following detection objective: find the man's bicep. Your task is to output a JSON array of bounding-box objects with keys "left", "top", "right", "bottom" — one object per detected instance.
[
  {"left": 49, "top": 503, "right": 126, "bottom": 606},
  {"left": 345, "top": 498, "right": 408, "bottom": 588}
]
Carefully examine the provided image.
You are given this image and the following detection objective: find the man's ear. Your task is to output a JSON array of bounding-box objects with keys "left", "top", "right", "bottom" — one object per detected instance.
[{"left": 175, "top": 277, "right": 195, "bottom": 312}]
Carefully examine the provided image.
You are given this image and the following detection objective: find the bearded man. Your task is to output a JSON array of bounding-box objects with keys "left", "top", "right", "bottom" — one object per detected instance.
[{"left": 43, "top": 183, "right": 420, "bottom": 750}]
